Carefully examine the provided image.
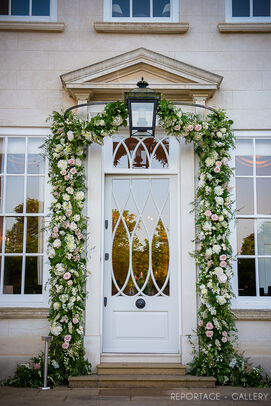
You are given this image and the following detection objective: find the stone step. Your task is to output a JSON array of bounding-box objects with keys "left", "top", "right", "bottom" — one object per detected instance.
[
  {"left": 97, "top": 362, "right": 186, "bottom": 376},
  {"left": 69, "top": 374, "right": 216, "bottom": 389}
]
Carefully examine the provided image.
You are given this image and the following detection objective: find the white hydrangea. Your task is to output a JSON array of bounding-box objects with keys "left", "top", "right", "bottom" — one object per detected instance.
[
  {"left": 112, "top": 115, "right": 123, "bottom": 126},
  {"left": 212, "top": 245, "right": 221, "bottom": 254},
  {"left": 51, "top": 323, "right": 62, "bottom": 336},
  {"left": 214, "top": 186, "right": 223, "bottom": 196},
  {"left": 75, "top": 191, "right": 84, "bottom": 201},
  {"left": 57, "top": 160, "right": 67, "bottom": 170}
]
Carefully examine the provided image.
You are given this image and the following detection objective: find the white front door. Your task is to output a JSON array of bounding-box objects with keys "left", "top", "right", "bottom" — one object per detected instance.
[{"left": 103, "top": 175, "right": 179, "bottom": 353}]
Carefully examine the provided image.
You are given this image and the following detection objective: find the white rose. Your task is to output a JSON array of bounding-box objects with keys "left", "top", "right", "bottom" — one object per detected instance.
[
  {"left": 217, "top": 295, "right": 227, "bottom": 305},
  {"left": 201, "top": 287, "right": 208, "bottom": 295},
  {"left": 48, "top": 248, "right": 56, "bottom": 258},
  {"left": 66, "top": 187, "right": 74, "bottom": 195},
  {"left": 75, "top": 158, "right": 82, "bottom": 167},
  {"left": 63, "top": 193, "right": 70, "bottom": 201},
  {"left": 67, "top": 131, "right": 74, "bottom": 141},
  {"left": 214, "top": 186, "right": 223, "bottom": 196},
  {"left": 73, "top": 214, "right": 80, "bottom": 222},
  {"left": 69, "top": 222, "right": 77, "bottom": 231},
  {"left": 215, "top": 197, "right": 224, "bottom": 205},
  {"left": 53, "top": 239, "right": 61, "bottom": 248},
  {"left": 57, "top": 160, "right": 67, "bottom": 170},
  {"left": 112, "top": 115, "right": 123, "bottom": 126},
  {"left": 212, "top": 245, "right": 221, "bottom": 254},
  {"left": 221, "top": 128, "right": 227, "bottom": 134},
  {"left": 217, "top": 273, "right": 227, "bottom": 283},
  {"left": 55, "top": 144, "right": 63, "bottom": 153},
  {"left": 51, "top": 323, "right": 62, "bottom": 336},
  {"left": 203, "top": 222, "right": 212, "bottom": 231},
  {"left": 205, "top": 157, "right": 215, "bottom": 167},
  {"left": 53, "top": 302, "right": 60, "bottom": 310},
  {"left": 216, "top": 131, "right": 222, "bottom": 138},
  {"left": 75, "top": 191, "right": 84, "bottom": 201},
  {"left": 60, "top": 294, "right": 68, "bottom": 303}
]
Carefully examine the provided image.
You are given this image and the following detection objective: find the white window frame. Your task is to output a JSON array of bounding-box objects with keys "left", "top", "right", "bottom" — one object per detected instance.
[
  {"left": 0, "top": 0, "right": 57, "bottom": 22},
  {"left": 0, "top": 127, "right": 50, "bottom": 308},
  {"left": 231, "top": 130, "right": 271, "bottom": 310},
  {"left": 104, "top": 0, "right": 179, "bottom": 22},
  {"left": 226, "top": 0, "right": 271, "bottom": 23}
]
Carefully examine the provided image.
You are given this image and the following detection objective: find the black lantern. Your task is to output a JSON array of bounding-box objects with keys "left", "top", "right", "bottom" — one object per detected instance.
[{"left": 125, "top": 78, "right": 161, "bottom": 137}]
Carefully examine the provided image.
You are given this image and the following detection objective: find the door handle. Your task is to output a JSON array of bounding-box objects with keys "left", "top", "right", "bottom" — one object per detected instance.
[{"left": 104, "top": 297, "right": 107, "bottom": 307}]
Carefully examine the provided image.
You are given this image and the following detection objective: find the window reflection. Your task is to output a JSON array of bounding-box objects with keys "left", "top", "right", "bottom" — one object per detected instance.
[
  {"left": 259, "top": 258, "right": 271, "bottom": 296},
  {"left": 26, "top": 217, "right": 44, "bottom": 253},
  {"left": 7, "top": 138, "right": 25, "bottom": 174},
  {"left": 238, "top": 258, "right": 256, "bottom": 296},
  {"left": 255, "top": 139, "right": 271, "bottom": 175},
  {"left": 235, "top": 139, "right": 253, "bottom": 176},
  {"left": 6, "top": 177, "right": 24, "bottom": 213},
  {"left": 26, "top": 177, "right": 44, "bottom": 213},
  {"left": 3, "top": 256, "right": 22, "bottom": 294},
  {"left": 236, "top": 178, "right": 254, "bottom": 214},
  {"left": 236, "top": 219, "right": 254, "bottom": 255},
  {"left": 5, "top": 216, "right": 24, "bottom": 253},
  {"left": 257, "top": 220, "right": 271, "bottom": 255},
  {"left": 257, "top": 178, "right": 271, "bottom": 215},
  {"left": 27, "top": 138, "right": 45, "bottom": 174}
]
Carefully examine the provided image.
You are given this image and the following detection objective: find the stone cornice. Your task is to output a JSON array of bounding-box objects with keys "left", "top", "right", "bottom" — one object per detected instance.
[
  {"left": 218, "top": 22, "right": 271, "bottom": 33},
  {"left": 233, "top": 309, "right": 271, "bottom": 321},
  {"left": 0, "top": 307, "right": 49, "bottom": 319},
  {"left": 0, "top": 21, "right": 65, "bottom": 32},
  {"left": 94, "top": 22, "right": 189, "bottom": 34}
]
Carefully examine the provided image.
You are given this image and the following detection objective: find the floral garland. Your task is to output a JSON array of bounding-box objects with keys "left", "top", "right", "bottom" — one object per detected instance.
[{"left": 44, "top": 99, "right": 268, "bottom": 386}]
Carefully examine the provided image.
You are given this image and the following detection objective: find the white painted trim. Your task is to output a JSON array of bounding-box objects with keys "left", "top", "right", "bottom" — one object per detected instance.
[
  {"left": 100, "top": 353, "right": 181, "bottom": 363},
  {"left": 225, "top": 0, "right": 271, "bottom": 23},
  {"left": 104, "top": 0, "right": 179, "bottom": 22},
  {"left": 0, "top": 0, "right": 57, "bottom": 22}
]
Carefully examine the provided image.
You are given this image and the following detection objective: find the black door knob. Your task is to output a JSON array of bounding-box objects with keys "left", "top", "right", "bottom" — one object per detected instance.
[{"left": 135, "top": 298, "right": 146, "bottom": 309}]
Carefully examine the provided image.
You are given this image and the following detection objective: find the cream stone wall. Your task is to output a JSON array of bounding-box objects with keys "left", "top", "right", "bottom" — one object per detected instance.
[{"left": 0, "top": 0, "right": 271, "bottom": 378}]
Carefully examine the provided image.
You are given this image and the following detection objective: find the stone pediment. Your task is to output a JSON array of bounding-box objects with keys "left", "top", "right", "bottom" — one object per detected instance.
[{"left": 61, "top": 48, "right": 223, "bottom": 102}]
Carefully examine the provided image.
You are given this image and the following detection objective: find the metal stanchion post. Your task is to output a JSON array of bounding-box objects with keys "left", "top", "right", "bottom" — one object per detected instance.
[{"left": 41, "top": 336, "right": 53, "bottom": 390}]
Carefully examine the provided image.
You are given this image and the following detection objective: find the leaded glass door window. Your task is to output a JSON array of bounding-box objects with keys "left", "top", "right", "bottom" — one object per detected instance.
[{"left": 103, "top": 174, "right": 179, "bottom": 353}]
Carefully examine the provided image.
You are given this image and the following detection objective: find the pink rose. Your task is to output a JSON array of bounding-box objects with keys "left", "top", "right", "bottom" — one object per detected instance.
[
  {"left": 73, "top": 255, "right": 80, "bottom": 262},
  {"left": 53, "top": 226, "right": 58, "bottom": 233},
  {"left": 198, "top": 320, "right": 203, "bottom": 327},
  {"left": 220, "top": 254, "right": 227, "bottom": 261},
  {"left": 64, "top": 334, "right": 72, "bottom": 342},
  {"left": 220, "top": 261, "right": 227, "bottom": 268},
  {"left": 188, "top": 124, "right": 194, "bottom": 131},
  {"left": 174, "top": 124, "right": 180, "bottom": 131},
  {"left": 216, "top": 161, "right": 222, "bottom": 168},
  {"left": 66, "top": 210, "right": 72, "bottom": 217},
  {"left": 221, "top": 336, "right": 227, "bottom": 343},
  {"left": 34, "top": 363, "right": 41, "bottom": 370},
  {"left": 53, "top": 192, "right": 60, "bottom": 197},
  {"left": 222, "top": 331, "right": 227, "bottom": 337},
  {"left": 206, "top": 322, "right": 213, "bottom": 330},
  {"left": 63, "top": 221, "right": 69, "bottom": 229},
  {"left": 211, "top": 214, "right": 218, "bottom": 221},
  {"left": 205, "top": 210, "right": 212, "bottom": 217},
  {"left": 67, "top": 280, "right": 73, "bottom": 286},
  {"left": 63, "top": 272, "right": 71, "bottom": 280},
  {"left": 60, "top": 170, "right": 66, "bottom": 176},
  {"left": 206, "top": 331, "right": 213, "bottom": 338},
  {"left": 68, "top": 158, "right": 75, "bottom": 165},
  {"left": 72, "top": 317, "right": 79, "bottom": 324},
  {"left": 195, "top": 124, "right": 202, "bottom": 132},
  {"left": 52, "top": 232, "right": 58, "bottom": 239},
  {"left": 62, "top": 342, "right": 69, "bottom": 350},
  {"left": 214, "top": 167, "right": 220, "bottom": 173},
  {"left": 64, "top": 175, "right": 69, "bottom": 181},
  {"left": 70, "top": 167, "right": 77, "bottom": 174}
]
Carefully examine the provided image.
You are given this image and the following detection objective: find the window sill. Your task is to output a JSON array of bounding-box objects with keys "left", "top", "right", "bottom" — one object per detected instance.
[
  {"left": 0, "top": 21, "right": 65, "bottom": 32},
  {"left": 0, "top": 307, "right": 49, "bottom": 319},
  {"left": 233, "top": 309, "right": 271, "bottom": 321},
  {"left": 94, "top": 21, "right": 189, "bottom": 34},
  {"left": 218, "top": 22, "right": 271, "bottom": 33}
]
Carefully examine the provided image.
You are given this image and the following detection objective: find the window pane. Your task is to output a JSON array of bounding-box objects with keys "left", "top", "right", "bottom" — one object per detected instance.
[
  {"left": 0, "top": 138, "right": 5, "bottom": 173},
  {"left": 11, "top": 0, "right": 29, "bottom": 15},
  {"left": 0, "top": 0, "right": 9, "bottom": 15},
  {"left": 0, "top": 217, "right": 3, "bottom": 252},
  {"left": 24, "top": 256, "right": 43, "bottom": 294},
  {"left": 235, "top": 139, "right": 253, "bottom": 176},
  {"left": 257, "top": 220, "right": 271, "bottom": 255},
  {"left": 238, "top": 258, "right": 256, "bottom": 296},
  {"left": 27, "top": 138, "right": 45, "bottom": 174},
  {"left": 232, "top": 0, "right": 250, "bottom": 16},
  {"left": 237, "top": 219, "right": 254, "bottom": 255},
  {"left": 112, "top": 0, "right": 129, "bottom": 17},
  {"left": 255, "top": 139, "right": 271, "bottom": 176},
  {"left": 0, "top": 177, "right": 4, "bottom": 213},
  {"left": 133, "top": 0, "right": 150, "bottom": 17},
  {"left": 32, "top": 0, "right": 50, "bottom": 16},
  {"left": 236, "top": 178, "right": 254, "bottom": 214},
  {"left": 3, "top": 256, "right": 22, "bottom": 294},
  {"left": 257, "top": 178, "right": 271, "bottom": 215},
  {"left": 153, "top": 0, "right": 170, "bottom": 17},
  {"left": 5, "top": 216, "right": 24, "bottom": 253},
  {"left": 26, "top": 177, "right": 44, "bottom": 213},
  {"left": 7, "top": 138, "right": 25, "bottom": 174},
  {"left": 259, "top": 258, "right": 271, "bottom": 296},
  {"left": 253, "top": 0, "right": 270, "bottom": 16},
  {"left": 26, "top": 217, "right": 44, "bottom": 253},
  {"left": 6, "top": 177, "right": 24, "bottom": 213}
]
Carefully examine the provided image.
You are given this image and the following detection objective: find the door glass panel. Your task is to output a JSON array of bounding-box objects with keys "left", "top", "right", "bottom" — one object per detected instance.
[
  {"left": 6, "top": 177, "right": 24, "bottom": 213},
  {"left": 7, "top": 138, "right": 25, "bottom": 174},
  {"left": 111, "top": 178, "right": 170, "bottom": 297},
  {"left": 24, "top": 256, "right": 43, "bottom": 294}
]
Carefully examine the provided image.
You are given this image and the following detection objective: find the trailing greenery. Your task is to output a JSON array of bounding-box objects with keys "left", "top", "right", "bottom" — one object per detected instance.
[{"left": 5, "top": 99, "right": 270, "bottom": 387}]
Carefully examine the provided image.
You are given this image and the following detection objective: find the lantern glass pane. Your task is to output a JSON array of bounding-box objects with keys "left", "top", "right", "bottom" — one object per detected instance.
[{"left": 131, "top": 102, "right": 154, "bottom": 129}]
